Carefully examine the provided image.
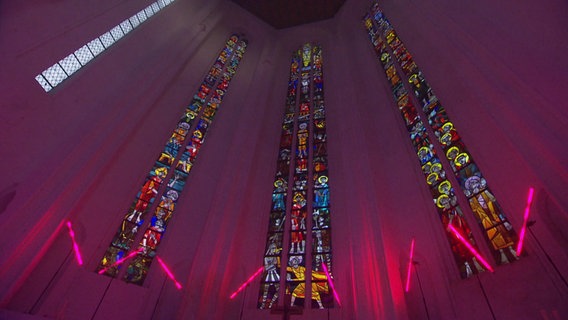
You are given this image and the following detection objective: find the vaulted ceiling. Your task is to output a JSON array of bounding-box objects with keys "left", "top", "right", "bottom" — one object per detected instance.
[{"left": 231, "top": 0, "right": 346, "bottom": 29}]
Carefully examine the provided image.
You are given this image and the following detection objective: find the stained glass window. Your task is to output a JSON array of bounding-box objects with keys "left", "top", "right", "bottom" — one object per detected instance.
[
  {"left": 97, "top": 34, "right": 248, "bottom": 285},
  {"left": 35, "top": 0, "right": 176, "bottom": 92},
  {"left": 259, "top": 44, "right": 334, "bottom": 310},
  {"left": 364, "top": 2, "right": 519, "bottom": 278}
]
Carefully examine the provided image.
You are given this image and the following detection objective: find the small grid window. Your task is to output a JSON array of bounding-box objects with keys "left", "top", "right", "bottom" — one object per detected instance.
[
  {"left": 120, "top": 20, "right": 133, "bottom": 34},
  {"left": 110, "top": 25, "right": 125, "bottom": 41},
  {"left": 35, "top": 75, "right": 53, "bottom": 92},
  {"left": 35, "top": 0, "right": 176, "bottom": 92},
  {"left": 42, "top": 63, "right": 68, "bottom": 87},
  {"left": 87, "top": 38, "right": 105, "bottom": 56},
  {"left": 137, "top": 10, "right": 148, "bottom": 22},
  {"left": 99, "top": 32, "right": 115, "bottom": 48},
  {"left": 59, "top": 54, "right": 82, "bottom": 76},
  {"left": 144, "top": 6, "right": 155, "bottom": 18},
  {"left": 74, "top": 45, "right": 94, "bottom": 65},
  {"left": 129, "top": 14, "right": 141, "bottom": 28}
]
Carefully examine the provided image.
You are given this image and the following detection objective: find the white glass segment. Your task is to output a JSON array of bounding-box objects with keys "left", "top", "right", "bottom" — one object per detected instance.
[
  {"left": 129, "top": 14, "right": 141, "bottom": 28},
  {"left": 152, "top": 3, "right": 160, "bottom": 12},
  {"left": 110, "top": 25, "right": 125, "bottom": 41},
  {"left": 158, "top": 0, "right": 166, "bottom": 9},
  {"left": 59, "top": 54, "right": 81, "bottom": 76},
  {"left": 87, "top": 38, "right": 105, "bottom": 56},
  {"left": 74, "top": 45, "right": 94, "bottom": 65},
  {"left": 137, "top": 10, "right": 147, "bottom": 23},
  {"left": 120, "top": 20, "right": 133, "bottom": 34},
  {"left": 35, "top": 75, "right": 53, "bottom": 92},
  {"left": 99, "top": 32, "right": 115, "bottom": 48},
  {"left": 144, "top": 6, "right": 154, "bottom": 18},
  {"left": 42, "top": 63, "right": 68, "bottom": 87}
]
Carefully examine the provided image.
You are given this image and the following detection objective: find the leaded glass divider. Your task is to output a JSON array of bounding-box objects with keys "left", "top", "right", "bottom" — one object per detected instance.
[
  {"left": 364, "top": 2, "right": 519, "bottom": 275},
  {"left": 97, "top": 34, "right": 247, "bottom": 285},
  {"left": 258, "top": 43, "right": 333, "bottom": 310}
]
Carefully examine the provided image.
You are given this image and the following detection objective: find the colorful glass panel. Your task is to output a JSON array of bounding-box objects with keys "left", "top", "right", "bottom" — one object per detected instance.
[
  {"left": 97, "top": 35, "right": 247, "bottom": 285},
  {"left": 364, "top": 10, "right": 486, "bottom": 278},
  {"left": 259, "top": 44, "right": 334, "bottom": 310},
  {"left": 365, "top": 2, "right": 519, "bottom": 274}
]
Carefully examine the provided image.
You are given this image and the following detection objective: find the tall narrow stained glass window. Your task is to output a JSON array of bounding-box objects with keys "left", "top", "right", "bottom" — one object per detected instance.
[
  {"left": 258, "top": 44, "right": 334, "bottom": 309},
  {"left": 96, "top": 34, "right": 247, "bottom": 285},
  {"left": 364, "top": 2, "right": 519, "bottom": 278}
]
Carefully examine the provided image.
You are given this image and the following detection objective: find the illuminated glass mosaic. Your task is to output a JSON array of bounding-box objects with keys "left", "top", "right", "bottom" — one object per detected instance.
[
  {"left": 259, "top": 44, "right": 333, "bottom": 310},
  {"left": 97, "top": 34, "right": 248, "bottom": 285},
  {"left": 364, "top": 2, "right": 519, "bottom": 277}
]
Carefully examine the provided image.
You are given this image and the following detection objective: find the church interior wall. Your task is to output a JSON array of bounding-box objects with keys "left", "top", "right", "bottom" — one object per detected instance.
[{"left": 0, "top": 0, "right": 566, "bottom": 319}]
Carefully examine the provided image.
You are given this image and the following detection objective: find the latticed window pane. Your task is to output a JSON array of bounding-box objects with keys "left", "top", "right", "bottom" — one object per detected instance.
[
  {"left": 144, "top": 6, "right": 154, "bottom": 18},
  {"left": 42, "top": 63, "right": 68, "bottom": 87},
  {"left": 35, "top": 75, "right": 53, "bottom": 92},
  {"left": 137, "top": 10, "right": 147, "bottom": 23},
  {"left": 74, "top": 45, "right": 94, "bottom": 65},
  {"left": 58, "top": 54, "right": 81, "bottom": 76},
  {"left": 99, "top": 32, "right": 115, "bottom": 48},
  {"left": 35, "top": 0, "right": 176, "bottom": 92},
  {"left": 87, "top": 38, "right": 105, "bottom": 56},
  {"left": 110, "top": 25, "right": 124, "bottom": 41},
  {"left": 120, "top": 20, "right": 133, "bottom": 34},
  {"left": 129, "top": 14, "right": 141, "bottom": 28}
]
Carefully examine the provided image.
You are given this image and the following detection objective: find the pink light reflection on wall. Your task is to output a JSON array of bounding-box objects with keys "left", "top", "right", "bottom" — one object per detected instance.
[
  {"left": 404, "top": 237, "right": 415, "bottom": 292},
  {"left": 65, "top": 221, "right": 83, "bottom": 265},
  {"left": 97, "top": 248, "right": 143, "bottom": 275},
  {"left": 447, "top": 224, "right": 494, "bottom": 272},
  {"left": 516, "top": 187, "right": 535, "bottom": 256},
  {"left": 156, "top": 256, "right": 182, "bottom": 290},
  {"left": 322, "top": 262, "right": 341, "bottom": 307},
  {"left": 229, "top": 266, "right": 264, "bottom": 299}
]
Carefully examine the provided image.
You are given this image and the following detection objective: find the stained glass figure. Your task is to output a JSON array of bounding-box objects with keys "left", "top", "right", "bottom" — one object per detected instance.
[
  {"left": 365, "top": 2, "right": 519, "bottom": 274},
  {"left": 364, "top": 9, "right": 485, "bottom": 277},
  {"left": 259, "top": 44, "right": 334, "bottom": 309},
  {"left": 97, "top": 34, "right": 248, "bottom": 282}
]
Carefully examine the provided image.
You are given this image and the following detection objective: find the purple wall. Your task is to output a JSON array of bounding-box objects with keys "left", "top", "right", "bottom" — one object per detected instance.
[{"left": 0, "top": 0, "right": 566, "bottom": 319}]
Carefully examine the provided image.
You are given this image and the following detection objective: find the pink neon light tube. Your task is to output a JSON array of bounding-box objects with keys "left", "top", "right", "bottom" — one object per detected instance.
[
  {"left": 230, "top": 266, "right": 264, "bottom": 299},
  {"left": 447, "top": 224, "right": 494, "bottom": 272},
  {"left": 516, "top": 187, "right": 535, "bottom": 256},
  {"left": 98, "top": 248, "right": 143, "bottom": 275},
  {"left": 322, "top": 262, "right": 341, "bottom": 307},
  {"left": 405, "top": 238, "right": 415, "bottom": 292},
  {"left": 66, "top": 221, "right": 83, "bottom": 265},
  {"left": 156, "top": 256, "right": 182, "bottom": 290}
]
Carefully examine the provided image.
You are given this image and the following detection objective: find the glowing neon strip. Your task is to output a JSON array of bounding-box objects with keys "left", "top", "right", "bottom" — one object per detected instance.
[
  {"left": 230, "top": 266, "right": 264, "bottom": 299},
  {"left": 156, "top": 256, "right": 182, "bottom": 290},
  {"left": 65, "top": 221, "right": 84, "bottom": 265},
  {"left": 515, "top": 187, "right": 535, "bottom": 255},
  {"left": 447, "top": 224, "right": 494, "bottom": 272},
  {"left": 98, "top": 248, "right": 143, "bottom": 275},
  {"left": 405, "top": 237, "right": 415, "bottom": 292},
  {"left": 321, "top": 262, "right": 341, "bottom": 307}
]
